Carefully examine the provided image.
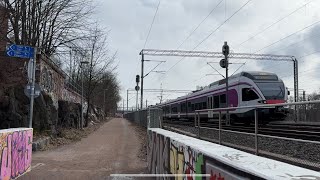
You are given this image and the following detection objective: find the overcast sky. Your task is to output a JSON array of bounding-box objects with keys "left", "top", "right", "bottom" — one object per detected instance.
[{"left": 93, "top": 0, "right": 320, "bottom": 108}]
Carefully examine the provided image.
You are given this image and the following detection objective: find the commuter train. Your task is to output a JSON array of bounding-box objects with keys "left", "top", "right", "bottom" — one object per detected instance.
[{"left": 158, "top": 71, "right": 289, "bottom": 124}]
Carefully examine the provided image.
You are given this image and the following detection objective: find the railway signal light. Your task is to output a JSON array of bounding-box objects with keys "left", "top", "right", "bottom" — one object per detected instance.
[
  {"left": 136, "top": 75, "right": 140, "bottom": 83},
  {"left": 220, "top": 59, "right": 227, "bottom": 68},
  {"left": 222, "top": 41, "right": 229, "bottom": 56}
]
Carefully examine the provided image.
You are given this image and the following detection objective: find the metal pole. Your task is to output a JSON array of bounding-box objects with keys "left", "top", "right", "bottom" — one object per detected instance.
[
  {"left": 136, "top": 89, "right": 138, "bottom": 110},
  {"left": 146, "top": 99, "right": 147, "bottom": 108},
  {"left": 141, "top": 53, "right": 144, "bottom": 109},
  {"left": 293, "top": 58, "right": 298, "bottom": 122},
  {"left": 224, "top": 42, "right": 230, "bottom": 125},
  {"left": 29, "top": 47, "right": 37, "bottom": 128},
  {"left": 127, "top": 89, "right": 129, "bottom": 112},
  {"left": 303, "top": 90, "right": 307, "bottom": 121},
  {"left": 219, "top": 111, "right": 221, "bottom": 144},
  {"left": 254, "top": 108, "right": 258, "bottom": 155},
  {"left": 103, "top": 89, "right": 106, "bottom": 116},
  {"left": 81, "top": 65, "right": 84, "bottom": 129}
]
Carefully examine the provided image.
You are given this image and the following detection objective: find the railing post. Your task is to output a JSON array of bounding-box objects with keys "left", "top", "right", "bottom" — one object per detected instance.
[
  {"left": 219, "top": 111, "right": 221, "bottom": 145},
  {"left": 254, "top": 108, "right": 259, "bottom": 155}
]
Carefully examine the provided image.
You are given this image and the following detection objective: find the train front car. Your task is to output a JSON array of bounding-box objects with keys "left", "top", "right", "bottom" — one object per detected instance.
[
  {"left": 240, "top": 71, "right": 288, "bottom": 122},
  {"left": 159, "top": 71, "right": 288, "bottom": 124}
]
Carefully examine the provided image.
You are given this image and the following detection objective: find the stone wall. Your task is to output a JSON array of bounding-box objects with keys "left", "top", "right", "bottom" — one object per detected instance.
[
  {"left": 38, "top": 54, "right": 66, "bottom": 107},
  {"left": 0, "top": 128, "right": 33, "bottom": 180},
  {"left": 0, "top": 6, "right": 88, "bottom": 132}
]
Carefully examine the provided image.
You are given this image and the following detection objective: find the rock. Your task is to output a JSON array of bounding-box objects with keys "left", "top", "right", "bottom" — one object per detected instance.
[
  {"left": 0, "top": 95, "right": 9, "bottom": 108},
  {"left": 32, "top": 136, "right": 51, "bottom": 151},
  {"left": 58, "top": 100, "right": 81, "bottom": 128}
]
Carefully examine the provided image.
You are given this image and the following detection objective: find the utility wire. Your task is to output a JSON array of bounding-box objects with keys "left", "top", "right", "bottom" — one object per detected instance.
[
  {"left": 164, "top": 0, "right": 252, "bottom": 75},
  {"left": 253, "top": 19, "right": 320, "bottom": 54},
  {"left": 235, "top": 0, "right": 314, "bottom": 49},
  {"left": 143, "top": 0, "right": 161, "bottom": 49},
  {"left": 238, "top": 19, "right": 320, "bottom": 74},
  {"left": 259, "top": 32, "right": 320, "bottom": 72},
  {"left": 146, "top": 0, "right": 224, "bottom": 85},
  {"left": 128, "top": 0, "right": 161, "bottom": 87},
  {"left": 176, "top": 0, "right": 225, "bottom": 50}
]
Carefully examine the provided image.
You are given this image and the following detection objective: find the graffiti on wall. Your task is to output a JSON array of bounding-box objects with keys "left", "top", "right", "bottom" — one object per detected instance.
[
  {"left": 41, "top": 67, "right": 54, "bottom": 93},
  {"left": 0, "top": 129, "right": 33, "bottom": 180},
  {"left": 148, "top": 131, "right": 170, "bottom": 175},
  {"left": 63, "top": 89, "right": 82, "bottom": 104},
  {"left": 148, "top": 131, "right": 204, "bottom": 180},
  {"left": 148, "top": 131, "right": 249, "bottom": 180}
]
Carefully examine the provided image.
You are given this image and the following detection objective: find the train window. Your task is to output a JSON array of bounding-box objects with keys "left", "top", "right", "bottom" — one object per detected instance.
[
  {"left": 188, "top": 102, "right": 191, "bottom": 107},
  {"left": 214, "top": 96, "right": 219, "bottom": 108},
  {"left": 220, "top": 94, "right": 226, "bottom": 104},
  {"left": 172, "top": 107, "right": 178, "bottom": 113},
  {"left": 191, "top": 104, "right": 195, "bottom": 111},
  {"left": 242, "top": 88, "right": 259, "bottom": 101},
  {"left": 181, "top": 103, "right": 186, "bottom": 113},
  {"left": 202, "top": 102, "right": 207, "bottom": 109}
]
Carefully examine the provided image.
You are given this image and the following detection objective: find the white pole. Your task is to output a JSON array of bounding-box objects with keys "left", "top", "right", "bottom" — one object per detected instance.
[{"left": 29, "top": 47, "right": 37, "bottom": 128}]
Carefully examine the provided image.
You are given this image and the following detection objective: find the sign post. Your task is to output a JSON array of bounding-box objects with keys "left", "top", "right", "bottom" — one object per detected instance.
[
  {"left": 7, "top": 44, "right": 37, "bottom": 128},
  {"left": 29, "top": 49, "right": 37, "bottom": 128}
]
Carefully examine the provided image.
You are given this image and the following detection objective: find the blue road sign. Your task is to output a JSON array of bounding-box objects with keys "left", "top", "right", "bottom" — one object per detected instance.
[{"left": 6, "top": 44, "right": 35, "bottom": 59}]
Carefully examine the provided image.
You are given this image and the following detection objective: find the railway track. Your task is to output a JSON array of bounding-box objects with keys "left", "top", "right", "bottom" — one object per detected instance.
[{"left": 163, "top": 119, "right": 320, "bottom": 141}]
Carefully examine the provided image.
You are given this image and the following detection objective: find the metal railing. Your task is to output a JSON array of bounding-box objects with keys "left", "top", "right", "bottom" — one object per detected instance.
[
  {"left": 124, "top": 107, "right": 162, "bottom": 128},
  {"left": 195, "top": 100, "right": 320, "bottom": 154},
  {"left": 192, "top": 100, "right": 320, "bottom": 170}
]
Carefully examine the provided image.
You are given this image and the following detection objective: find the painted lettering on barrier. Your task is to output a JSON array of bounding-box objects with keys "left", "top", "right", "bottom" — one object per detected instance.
[
  {"left": 148, "top": 132, "right": 170, "bottom": 175},
  {"left": 0, "top": 129, "right": 33, "bottom": 180},
  {"left": 148, "top": 130, "right": 248, "bottom": 179},
  {"left": 169, "top": 142, "right": 204, "bottom": 180}
]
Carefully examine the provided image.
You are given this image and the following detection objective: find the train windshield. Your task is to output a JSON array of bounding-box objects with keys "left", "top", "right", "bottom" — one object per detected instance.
[{"left": 256, "top": 82, "right": 285, "bottom": 100}]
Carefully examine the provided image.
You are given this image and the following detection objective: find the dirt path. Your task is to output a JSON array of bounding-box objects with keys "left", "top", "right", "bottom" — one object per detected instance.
[{"left": 21, "top": 118, "right": 148, "bottom": 180}]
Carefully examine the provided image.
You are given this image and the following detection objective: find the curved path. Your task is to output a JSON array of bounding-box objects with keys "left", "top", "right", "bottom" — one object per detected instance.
[{"left": 21, "top": 118, "right": 147, "bottom": 180}]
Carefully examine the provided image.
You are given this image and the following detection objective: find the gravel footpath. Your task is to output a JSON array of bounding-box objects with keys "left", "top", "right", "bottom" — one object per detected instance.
[
  {"left": 21, "top": 118, "right": 149, "bottom": 180},
  {"left": 163, "top": 123, "right": 320, "bottom": 171}
]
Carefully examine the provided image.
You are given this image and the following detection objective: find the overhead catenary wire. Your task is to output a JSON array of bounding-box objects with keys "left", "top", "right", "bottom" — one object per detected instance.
[
  {"left": 128, "top": 0, "right": 161, "bottom": 88},
  {"left": 145, "top": 0, "right": 225, "bottom": 86},
  {"left": 163, "top": 0, "right": 252, "bottom": 77},
  {"left": 253, "top": 19, "right": 320, "bottom": 54},
  {"left": 234, "top": 0, "right": 314, "bottom": 49},
  {"left": 175, "top": 0, "right": 225, "bottom": 50},
  {"left": 235, "top": 18, "right": 320, "bottom": 75},
  {"left": 258, "top": 32, "right": 320, "bottom": 71},
  {"left": 143, "top": 0, "right": 161, "bottom": 49}
]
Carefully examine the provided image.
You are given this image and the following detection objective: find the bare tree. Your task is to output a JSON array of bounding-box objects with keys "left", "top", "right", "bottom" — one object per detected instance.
[
  {"left": 77, "top": 25, "right": 117, "bottom": 126},
  {"left": 2, "top": 0, "right": 93, "bottom": 55}
]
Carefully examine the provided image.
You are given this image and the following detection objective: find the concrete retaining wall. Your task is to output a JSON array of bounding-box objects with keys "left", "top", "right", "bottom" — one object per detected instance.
[
  {"left": 0, "top": 128, "right": 33, "bottom": 180},
  {"left": 148, "top": 128, "right": 320, "bottom": 180}
]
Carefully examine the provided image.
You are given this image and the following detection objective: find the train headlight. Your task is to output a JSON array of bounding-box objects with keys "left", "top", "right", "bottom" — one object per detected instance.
[{"left": 258, "top": 100, "right": 266, "bottom": 104}]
